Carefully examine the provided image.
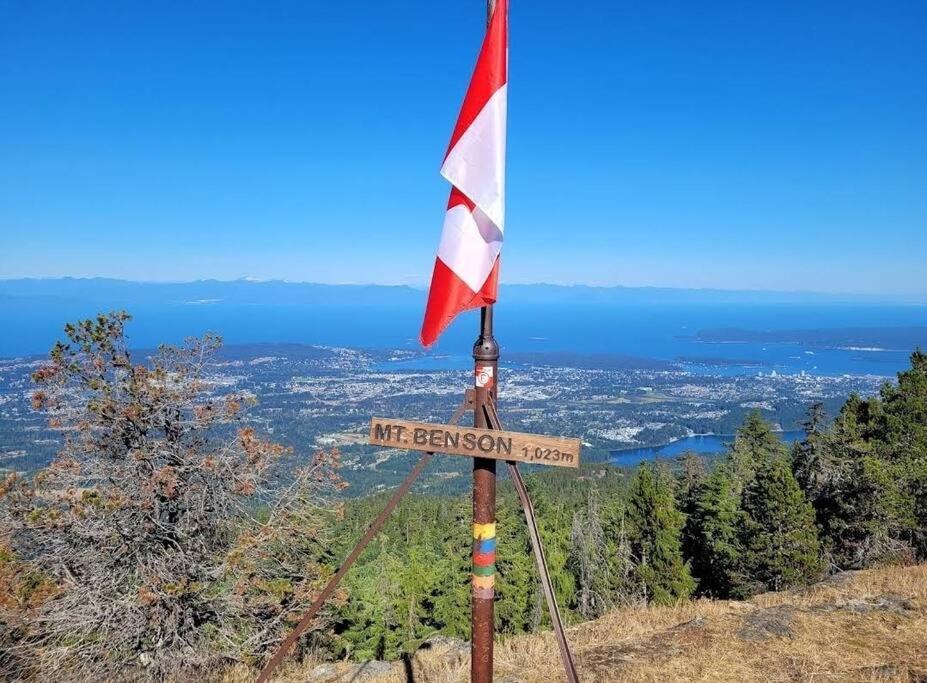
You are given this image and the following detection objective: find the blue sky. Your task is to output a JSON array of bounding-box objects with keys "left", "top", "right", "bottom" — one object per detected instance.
[{"left": 1, "top": 1, "right": 925, "bottom": 294}]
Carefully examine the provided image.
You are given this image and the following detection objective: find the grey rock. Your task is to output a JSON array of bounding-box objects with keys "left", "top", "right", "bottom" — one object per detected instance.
[
  {"left": 307, "top": 660, "right": 393, "bottom": 682},
  {"left": 737, "top": 605, "right": 796, "bottom": 641},
  {"left": 813, "top": 594, "right": 917, "bottom": 615},
  {"left": 420, "top": 635, "right": 469, "bottom": 656}
]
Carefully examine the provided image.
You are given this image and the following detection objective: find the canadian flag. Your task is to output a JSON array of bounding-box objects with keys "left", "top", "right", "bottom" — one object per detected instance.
[{"left": 420, "top": 0, "right": 507, "bottom": 347}]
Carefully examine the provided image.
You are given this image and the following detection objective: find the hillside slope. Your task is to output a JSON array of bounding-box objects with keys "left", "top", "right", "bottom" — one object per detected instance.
[{"left": 247, "top": 564, "right": 927, "bottom": 682}]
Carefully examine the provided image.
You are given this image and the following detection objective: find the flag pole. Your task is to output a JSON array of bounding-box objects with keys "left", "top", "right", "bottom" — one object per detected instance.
[
  {"left": 472, "top": 302, "right": 498, "bottom": 683},
  {"left": 471, "top": 2, "right": 498, "bottom": 679}
]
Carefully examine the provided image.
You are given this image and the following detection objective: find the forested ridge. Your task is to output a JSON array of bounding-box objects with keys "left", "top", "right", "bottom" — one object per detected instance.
[
  {"left": 1, "top": 313, "right": 925, "bottom": 680},
  {"left": 324, "top": 349, "right": 927, "bottom": 659}
]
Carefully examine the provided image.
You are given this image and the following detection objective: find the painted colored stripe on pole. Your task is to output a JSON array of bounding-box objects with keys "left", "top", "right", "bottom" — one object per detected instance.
[
  {"left": 473, "top": 586, "right": 494, "bottom": 600},
  {"left": 473, "top": 571, "right": 494, "bottom": 599},
  {"left": 473, "top": 522, "right": 496, "bottom": 540},
  {"left": 473, "top": 550, "right": 495, "bottom": 567},
  {"left": 472, "top": 574, "right": 494, "bottom": 589},
  {"left": 475, "top": 537, "right": 496, "bottom": 553},
  {"left": 473, "top": 543, "right": 496, "bottom": 559},
  {"left": 472, "top": 563, "right": 496, "bottom": 577},
  {"left": 473, "top": 585, "right": 494, "bottom": 600}
]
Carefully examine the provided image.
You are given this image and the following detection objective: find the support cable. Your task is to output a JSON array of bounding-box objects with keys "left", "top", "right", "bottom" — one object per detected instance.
[
  {"left": 255, "top": 395, "right": 474, "bottom": 683},
  {"left": 484, "top": 399, "right": 580, "bottom": 683}
]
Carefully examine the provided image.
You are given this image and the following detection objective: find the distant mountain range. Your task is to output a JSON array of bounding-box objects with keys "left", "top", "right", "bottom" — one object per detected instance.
[
  {"left": 2, "top": 277, "right": 922, "bottom": 307},
  {"left": 2, "top": 277, "right": 925, "bottom": 366}
]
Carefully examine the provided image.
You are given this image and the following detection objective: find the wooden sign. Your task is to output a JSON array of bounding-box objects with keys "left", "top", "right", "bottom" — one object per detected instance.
[{"left": 368, "top": 417, "right": 581, "bottom": 468}]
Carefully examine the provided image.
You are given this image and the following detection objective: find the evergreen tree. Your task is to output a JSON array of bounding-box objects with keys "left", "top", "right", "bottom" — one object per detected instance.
[
  {"left": 877, "top": 349, "right": 927, "bottom": 556},
  {"left": 493, "top": 497, "right": 539, "bottom": 635},
  {"left": 879, "top": 348, "right": 927, "bottom": 461},
  {"left": 678, "top": 452, "right": 708, "bottom": 583},
  {"left": 728, "top": 410, "right": 787, "bottom": 486},
  {"left": 810, "top": 400, "right": 896, "bottom": 569},
  {"left": 431, "top": 498, "right": 471, "bottom": 640},
  {"left": 686, "top": 464, "right": 748, "bottom": 598},
  {"left": 741, "top": 455, "right": 824, "bottom": 592},
  {"left": 678, "top": 452, "right": 708, "bottom": 503},
  {"left": 529, "top": 482, "right": 576, "bottom": 627},
  {"left": 335, "top": 541, "right": 403, "bottom": 660},
  {"left": 795, "top": 386, "right": 919, "bottom": 569},
  {"left": 332, "top": 495, "right": 473, "bottom": 659},
  {"left": 792, "top": 402, "right": 829, "bottom": 498},
  {"left": 913, "top": 472, "right": 927, "bottom": 558},
  {"left": 626, "top": 464, "right": 695, "bottom": 605}
]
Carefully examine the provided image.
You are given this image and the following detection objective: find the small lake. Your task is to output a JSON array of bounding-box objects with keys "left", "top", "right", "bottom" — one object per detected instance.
[{"left": 610, "top": 430, "right": 806, "bottom": 466}]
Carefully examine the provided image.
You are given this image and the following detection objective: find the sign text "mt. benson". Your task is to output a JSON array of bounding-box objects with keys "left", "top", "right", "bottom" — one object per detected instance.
[{"left": 368, "top": 417, "right": 581, "bottom": 468}]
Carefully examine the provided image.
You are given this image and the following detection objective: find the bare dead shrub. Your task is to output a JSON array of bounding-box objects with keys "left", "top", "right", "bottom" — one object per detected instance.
[
  {"left": 226, "top": 450, "right": 349, "bottom": 665},
  {"left": 0, "top": 312, "right": 342, "bottom": 681}
]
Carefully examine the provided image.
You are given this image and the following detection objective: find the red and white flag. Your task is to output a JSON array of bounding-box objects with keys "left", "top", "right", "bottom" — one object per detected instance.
[{"left": 420, "top": 0, "right": 507, "bottom": 347}]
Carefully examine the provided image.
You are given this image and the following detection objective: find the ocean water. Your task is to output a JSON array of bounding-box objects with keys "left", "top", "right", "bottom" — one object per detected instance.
[
  {"left": 2, "top": 298, "right": 925, "bottom": 376},
  {"left": 611, "top": 430, "right": 806, "bottom": 466}
]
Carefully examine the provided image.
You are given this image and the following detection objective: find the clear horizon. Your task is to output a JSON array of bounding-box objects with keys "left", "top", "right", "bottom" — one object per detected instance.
[
  {"left": 4, "top": 275, "right": 927, "bottom": 303},
  {"left": 2, "top": 1, "right": 925, "bottom": 295}
]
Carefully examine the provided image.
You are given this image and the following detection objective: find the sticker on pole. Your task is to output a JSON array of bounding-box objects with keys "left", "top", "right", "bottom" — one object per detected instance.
[{"left": 475, "top": 365, "right": 494, "bottom": 390}]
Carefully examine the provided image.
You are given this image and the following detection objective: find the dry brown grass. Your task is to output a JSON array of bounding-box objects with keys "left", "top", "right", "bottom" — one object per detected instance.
[{"left": 224, "top": 564, "right": 927, "bottom": 683}]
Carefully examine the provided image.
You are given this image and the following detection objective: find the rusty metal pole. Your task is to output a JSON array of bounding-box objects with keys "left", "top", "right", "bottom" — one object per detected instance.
[
  {"left": 472, "top": 3, "right": 498, "bottom": 681},
  {"left": 472, "top": 303, "right": 498, "bottom": 683}
]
